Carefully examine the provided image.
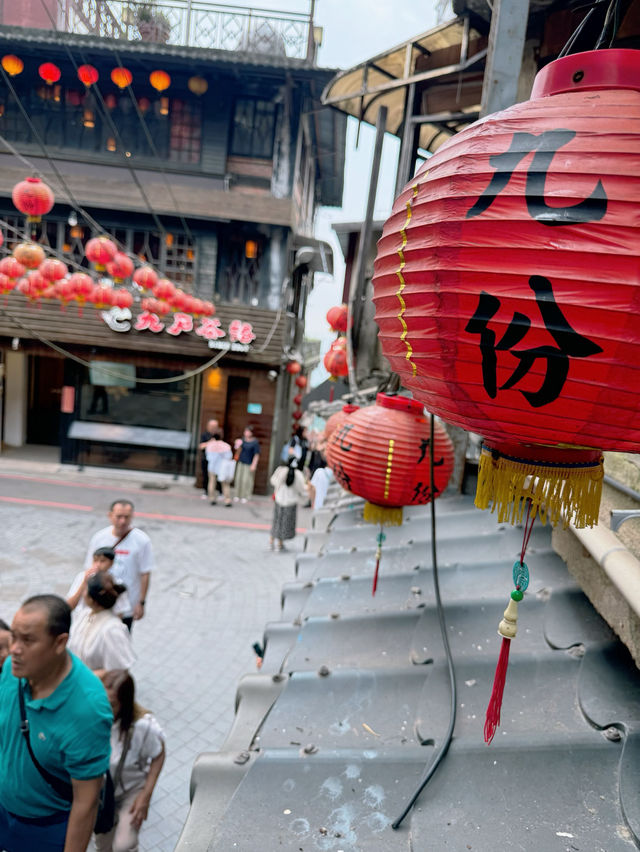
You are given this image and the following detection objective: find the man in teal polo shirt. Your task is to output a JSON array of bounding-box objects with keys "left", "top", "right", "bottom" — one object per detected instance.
[{"left": 0, "top": 594, "right": 112, "bottom": 852}]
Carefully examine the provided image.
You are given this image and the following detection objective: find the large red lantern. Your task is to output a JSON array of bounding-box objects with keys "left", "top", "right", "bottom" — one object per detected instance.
[
  {"left": 372, "top": 49, "right": 640, "bottom": 532},
  {"left": 12, "top": 177, "right": 55, "bottom": 223},
  {"left": 106, "top": 252, "right": 134, "bottom": 283},
  {"left": 326, "top": 303, "right": 349, "bottom": 332},
  {"left": 323, "top": 404, "right": 359, "bottom": 440},
  {"left": 39, "top": 62, "right": 61, "bottom": 85},
  {"left": 77, "top": 64, "right": 99, "bottom": 86},
  {"left": 85, "top": 236, "right": 117, "bottom": 271}
]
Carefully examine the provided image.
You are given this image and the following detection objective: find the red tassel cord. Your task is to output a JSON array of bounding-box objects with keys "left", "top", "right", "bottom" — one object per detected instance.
[
  {"left": 372, "top": 527, "right": 385, "bottom": 596},
  {"left": 329, "top": 384, "right": 335, "bottom": 402},
  {"left": 484, "top": 503, "right": 533, "bottom": 744}
]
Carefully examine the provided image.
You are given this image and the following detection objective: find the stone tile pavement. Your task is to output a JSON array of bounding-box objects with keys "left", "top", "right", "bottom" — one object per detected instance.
[{"left": 0, "top": 457, "right": 311, "bottom": 851}]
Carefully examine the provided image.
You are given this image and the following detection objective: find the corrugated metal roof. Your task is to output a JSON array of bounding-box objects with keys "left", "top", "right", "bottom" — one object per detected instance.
[{"left": 176, "top": 484, "right": 640, "bottom": 850}]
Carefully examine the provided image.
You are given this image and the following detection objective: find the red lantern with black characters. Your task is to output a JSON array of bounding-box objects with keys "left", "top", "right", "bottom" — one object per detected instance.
[
  {"left": 326, "top": 303, "right": 349, "bottom": 333},
  {"left": 12, "top": 177, "right": 55, "bottom": 223},
  {"left": 372, "top": 49, "right": 640, "bottom": 532}
]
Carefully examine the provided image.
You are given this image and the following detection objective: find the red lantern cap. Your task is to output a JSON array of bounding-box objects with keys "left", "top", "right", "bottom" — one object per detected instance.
[{"left": 12, "top": 177, "right": 55, "bottom": 222}]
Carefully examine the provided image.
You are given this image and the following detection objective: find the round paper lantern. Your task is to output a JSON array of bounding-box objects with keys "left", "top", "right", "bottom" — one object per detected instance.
[
  {"left": 68, "top": 272, "right": 94, "bottom": 307},
  {"left": 54, "top": 278, "right": 75, "bottom": 308},
  {"left": 39, "top": 258, "right": 67, "bottom": 282},
  {"left": 286, "top": 360, "right": 302, "bottom": 375},
  {"left": 201, "top": 300, "right": 215, "bottom": 317},
  {"left": 149, "top": 70, "right": 171, "bottom": 92},
  {"left": 295, "top": 375, "right": 308, "bottom": 389},
  {"left": 91, "top": 285, "right": 113, "bottom": 309},
  {"left": 13, "top": 242, "right": 45, "bottom": 269},
  {"left": 2, "top": 55, "right": 23, "bottom": 76},
  {"left": 324, "top": 342, "right": 349, "bottom": 380},
  {"left": 153, "top": 278, "right": 175, "bottom": 301},
  {"left": 323, "top": 404, "right": 359, "bottom": 440},
  {"left": 0, "top": 273, "right": 15, "bottom": 298},
  {"left": 372, "top": 49, "right": 640, "bottom": 530},
  {"left": 293, "top": 394, "right": 302, "bottom": 406},
  {"left": 113, "top": 288, "right": 133, "bottom": 309},
  {"left": 12, "top": 177, "right": 55, "bottom": 222},
  {"left": 327, "top": 394, "right": 454, "bottom": 522},
  {"left": 292, "top": 409, "right": 303, "bottom": 421},
  {"left": 0, "top": 256, "right": 25, "bottom": 281},
  {"left": 111, "top": 67, "right": 132, "bottom": 89},
  {"left": 188, "top": 75, "right": 208, "bottom": 96},
  {"left": 133, "top": 265, "right": 158, "bottom": 291},
  {"left": 77, "top": 64, "right": 99, "bottom": 86},
  {"left": 326, "top": 303, "right": 349, "bottom": 333},
  {"left": 39, "top": 62, "right": 61, "bottom": 85},
  {"left": 106, "top": 252, "right": 134, "bottom": 283},
  {"left": 85, "top": 236, "right": 117, "bottom": 271}
]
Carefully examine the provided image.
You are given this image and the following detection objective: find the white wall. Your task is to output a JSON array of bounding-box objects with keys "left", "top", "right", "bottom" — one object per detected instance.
[{"left": 4, "top": 350, "right": 28, "bottom": 447}]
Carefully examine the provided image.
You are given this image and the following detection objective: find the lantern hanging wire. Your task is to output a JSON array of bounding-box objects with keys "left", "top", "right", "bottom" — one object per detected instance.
[
  {"left": 392, "top": 413, "right": 457, "bottom": 829},
  {"left": 559, "top": 0, "right": 623, "bottom": 57}
]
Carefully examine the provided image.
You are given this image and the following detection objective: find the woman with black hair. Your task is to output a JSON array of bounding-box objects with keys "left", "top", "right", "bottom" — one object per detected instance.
[
  {"left": 269, "top": 456, "right": 308, "bottom": 551},
  {"left": 67, "top": 572, "right": 135, "bottom": 674},
  {"left": 96, "top": 670, "right": 165, "bottom": 852}
]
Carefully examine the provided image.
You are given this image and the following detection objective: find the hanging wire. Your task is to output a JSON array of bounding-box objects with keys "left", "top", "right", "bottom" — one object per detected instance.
[
  {"left": 392, "top": 412, "right": 457, "bottom": 830},
  {"left": 558, "top": 0, "right": 621, "bottom": 58},
  {"left": 0, "top": 305, "right": 227, "bottom": 384}
]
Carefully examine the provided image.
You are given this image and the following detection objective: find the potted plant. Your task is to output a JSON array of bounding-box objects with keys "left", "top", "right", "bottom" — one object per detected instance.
[{"left": 134, "top": 2, "right": 172, "bottom": 44}]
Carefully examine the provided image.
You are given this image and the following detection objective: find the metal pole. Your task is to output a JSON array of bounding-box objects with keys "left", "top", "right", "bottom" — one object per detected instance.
[
  {"left": 346, "top": 105, "right": 387, "bottom": 398},
  {"left": 394, "top": 83, "right": 416, "bottom": 197},
  {"left": 480, "top": 0, "right": 530, "bottom": 117}
]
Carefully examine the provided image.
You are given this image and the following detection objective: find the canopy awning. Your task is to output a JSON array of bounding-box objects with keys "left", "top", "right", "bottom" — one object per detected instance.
[{"left": 321, "top": 16, "right": 488, "bottom": 154}]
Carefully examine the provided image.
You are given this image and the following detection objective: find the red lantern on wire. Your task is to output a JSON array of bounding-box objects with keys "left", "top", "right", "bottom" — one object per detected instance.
[
  {"left": 67, "top": 272, "right": 94, "bottom": 315},
  {"left": 326, "top": 303, "right": 349, "bottom": 333},
  {"left": 293, "top": 394, "right": 303, "bottom": 406},
  {"left": 77, "top": 64, "right": 99, "bottom": 86},
  {"left": 111, "top": 67, "right": 132, "bottom": 89},
  {"left": 0, "top": 272, "right": 15, "bottom": 302},
  {"left": 1, "top": 55, "right": 23, "bottom": 77},
  {"left": 133, "top": 265, "right": 158, "bottom": 291},
  {"left": 201, "top": 300, "right": 215, "bottom": 317},
  {"left": 373, "top": 47, "right": 640, "bottom": 742},
  {"left": 85, "top": 236, "right": 117, "bottom": 271},
  {"left": 326, "top": 394, "right": 454, "bottom": 593},
  {"left": 153, "top": 278, "right": 175, "bottom": 301},
  {"left": 39, "top": 62, "right": 61, "bottom": 85},
  {"left": 12, "top": 177, "right": 55, "bottom": 223},
  {"left": 106, "top": 252, "right": 134, "bottom": 283},
  {"left": 113, "top": 288, "right": 133, "bottom": 309},
  {"left": 54, "top": 278, "right": 75, "bottom": 310},
  {"left": 292, "top": 409, "right": 303, "bottom": 421},
  {"left": 286, "top": 360, "right": 302, "bottom": 375},
  {"left": 90, "top": 285, "right": 113, "bottom": 309},
  {"left": 0, "top": 256, "right": 26, "bottom": 282},
  {"left": 324, "top": 342, "right": 349, "bottom": 380},
  {"left": 294, "top": 375, "right": 307, "bottom": 389},
  {"left": 149, "top": 70, "right": 171, "bottom": 92},
  {"left": 39, "top": 258, "right": 67, "bottom": 283},
  {"left": 323, "top": 404, "right": 359, "bottom": 440}
]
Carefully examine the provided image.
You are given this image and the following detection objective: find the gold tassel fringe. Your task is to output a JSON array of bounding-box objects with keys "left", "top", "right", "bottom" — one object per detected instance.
[
  {"left": 475, "top": 447, "right": 603, "bottom": 529},
  {"left": 363, "top": 502, "right": 404, "bottom": 527}
]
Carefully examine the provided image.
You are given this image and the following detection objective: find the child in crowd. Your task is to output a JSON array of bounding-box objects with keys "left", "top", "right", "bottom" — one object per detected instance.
[{"left": 67, "top": 546, "right": 130, "bottom": 619}]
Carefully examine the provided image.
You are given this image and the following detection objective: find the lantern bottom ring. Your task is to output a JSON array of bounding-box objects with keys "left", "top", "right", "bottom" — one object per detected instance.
[{"left": 476, "top": 445, "right": 604, "bottom": 529}]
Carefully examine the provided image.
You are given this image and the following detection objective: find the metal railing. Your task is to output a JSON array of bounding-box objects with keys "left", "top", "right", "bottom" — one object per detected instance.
[{"left": 58, "top": 0, "right": 314, "bottom": 59}]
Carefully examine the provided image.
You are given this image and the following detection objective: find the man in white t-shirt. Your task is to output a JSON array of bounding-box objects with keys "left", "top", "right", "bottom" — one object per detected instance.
[{"left": 84, "top": 500, "right": 154, "bottom": 631}]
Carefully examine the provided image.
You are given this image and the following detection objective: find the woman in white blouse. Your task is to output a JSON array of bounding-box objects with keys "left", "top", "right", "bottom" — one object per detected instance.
[
  {"left": 67, "top": 572, "right": 135, "bottom": 674},
  {"left": 96, "top": 669, "right": 166, "bottom": 852}
]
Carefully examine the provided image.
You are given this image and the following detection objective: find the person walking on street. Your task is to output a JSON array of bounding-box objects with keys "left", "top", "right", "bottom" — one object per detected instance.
[
  {"left": 85, "top": 500, "right": 154, "bottom": 632},
  {"left": 198, "top": 418, "right": 219, "bottom": 500},
  {"left": 0, "top": 594, "right": 112, "bottom": 852},
  {"left": 233, "top": 426, "right": 260, "bottom": 503},
  {"left": 96, "top": 669, "right": 165, "bottom": 852},
  {"left": 205, "top": 434, "right": 233, "bottom": 507},
  {"left": 269, "top": 457, "right": 307, "bottom": 551}
]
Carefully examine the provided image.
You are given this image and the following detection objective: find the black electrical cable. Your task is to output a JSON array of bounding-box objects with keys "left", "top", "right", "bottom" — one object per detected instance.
[{"left": 391, "top": 413, "right": 457, "bottom": 830}]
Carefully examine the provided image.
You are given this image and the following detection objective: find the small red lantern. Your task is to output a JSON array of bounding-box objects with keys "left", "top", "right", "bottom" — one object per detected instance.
[
  {"left": 295, "top": 375, "right": 308, "bottom": 389},
  {"left": 0, "top": 256, "right": 25, "bottom": 281},
  {"left": 68, "top": 272, "right": 94, "bottom": 314},
  {"left": 286, "top": 360, "right": 302, "bottom": 375},
  {"left": 110, "top": 67, "right": 132, "bottom": 89},
  {"left": 188, "top": 76, "right": 208, "bottom": 96},
  {"left": 104, "top": 93, "right": 117, "bottom": 110},
  {"left": 54, "top": 278, "right": 75, "bottom": 309},
  {"left": 17, "top": 277, "right": 42, "bottom": 304},
  {"left": 0, "top": 273, "right": 15, "bottom": 300},
  {"left": 39, "top": 258, "right": 67, "bottom": 282},
  {"left": 85, "top": 236, "right": 117, "bottom": 271},
  {"left": 113, "top": 288, "right": 133, "bottom": 309},
  {"left": 326, "top": 303, "right": 349, "bottom": 333},
  {"left": 1, "top": 55, "right": 23, "bottom": 77},
  {"left": 90, "top": 285, "right": 113, "bottom": 309},
  {"left": 167, "top": 287, "right": 187, "bottom": 312},
  {"left": 12, "top": 177, "right": 55, "bottom": 223},
  {"left": 25, "top": 270, "right": 47, "bottom": 294},
  {"left": 77, "top": 64, "right": 99, "bottom": 86},
  {"left": 324, "top": 343, "right": 349, "bottom": 380},
  {"left": 149, "top": 70, "right": 171, "bottom": 92},
  {"left": 39, "top": 62, "right": 61, "bottom": 85},
  {"left": 292, "top": 409, "right": 303, "bottom": 421},
  {"left": 201, "top": 301, "right": 215, "bottom": 317},
  {"left": 133, "top": 265, "right": 158, "bottom": 291},
  {"left": 153, "top": 278, "right": 175, "bottom": 301},
  {"left": 13, "top": 242, "right": 45, "bottom": 270},
  {"left": 293, "top": 394, "right": 303, "bottom": 406},
  {"left": 323, "top": 404, "right": 359, "bottom": 440},
  {"left": 106, "top": 252, "right": 134, "bottom": 283}
]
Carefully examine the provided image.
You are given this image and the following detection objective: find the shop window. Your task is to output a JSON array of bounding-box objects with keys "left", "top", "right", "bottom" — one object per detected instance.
[
  {"left": 169, "top": 99, "right": 202, "bottom": 164},
  {"left": 216, "top": 235, "right": 262, "bottom": 304},
  {"left": 230, "top": 98, "right": 277, "bottom": 159}
]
